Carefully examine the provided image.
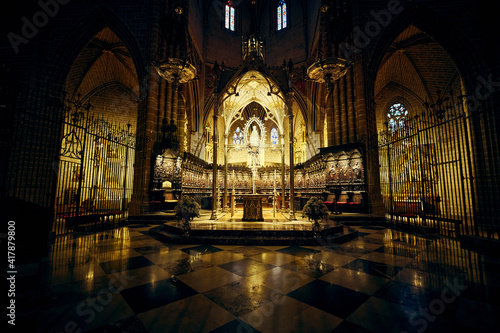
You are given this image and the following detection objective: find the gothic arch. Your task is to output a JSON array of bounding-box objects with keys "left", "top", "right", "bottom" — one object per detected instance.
[
  {"left": 366, "top": 4, "right": 486, "bottom": 102},
  {"left": 47, "top": 6, "right": 146, "bottom": 99}
]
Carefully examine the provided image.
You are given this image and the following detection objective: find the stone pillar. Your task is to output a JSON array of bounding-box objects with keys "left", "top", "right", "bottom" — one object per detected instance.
[
  {"left": 281, "top": 133, "right": 286, "bottom": 210},
  {"left": 224, "top": 133, "right": 228, "bottom": 210},
  {"left": 157, "top": 78, "right": 166, "bottom": 136},
  {"left": 333, "top": 79, "right": 341, "bottom": 146},
  {"left": 171, "top": 81, "right": 179, "bottom": 148},
  {"left": 165, "top": 82, "right": 172, "bottom": 124},
  {"left": 287, "top": 93, "right": 296, "bottom": 220},
  {"left": 353, "top": 53, "right": 385, "bottom": 216},
  {"left": 210, "top": 94, "right": 219, "bottom": 220},
  {"left": 340, "top": 75, "right": 348, "bottom": 144},
  {"left": 326, "top": 88, "right": 334, "bottom": 146},
  {"left": 129, "top": 67, "right": 160, "bottom": 216},
  {"left": 347, "top": 69, "right": 356, "bottom": 142},
  {"left": 178, "top": 106, "right": 186, "bottom": 154}
]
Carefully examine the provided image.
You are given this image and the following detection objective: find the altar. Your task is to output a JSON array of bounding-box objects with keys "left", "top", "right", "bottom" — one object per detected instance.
[{"left": 241, "top": 194, "right": 267, "bottom": 221}]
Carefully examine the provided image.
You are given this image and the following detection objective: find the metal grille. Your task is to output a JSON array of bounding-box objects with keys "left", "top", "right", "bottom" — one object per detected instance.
[
  {"left": 378, "top": 93, "right": 499, "bottom": 239},
  {"left": 53, "top": 98, "right": 135, "bottom": 235}
]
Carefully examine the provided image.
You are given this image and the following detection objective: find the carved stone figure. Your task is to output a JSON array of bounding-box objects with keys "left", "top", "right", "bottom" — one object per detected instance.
[{"left": 249, "top": 125, "right": 259, "bottom": 147}]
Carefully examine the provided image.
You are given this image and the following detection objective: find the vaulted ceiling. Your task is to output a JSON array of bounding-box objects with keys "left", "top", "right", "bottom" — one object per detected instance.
[
  {"left": 64, "top": 27, "right": 140, "bottom": 127},
  {"left": 374, "top": 25, "right": 461, "bottom": 107},
  {"left": 222, "top": 70, "right": 286, "bottom": 134},
  {"left": 65, "top": 27, "right": 139, "bottom": 101}
]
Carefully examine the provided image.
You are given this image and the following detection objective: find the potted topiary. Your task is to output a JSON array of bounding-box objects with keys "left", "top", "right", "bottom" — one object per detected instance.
[
  {"left": 302, "top": 196, "right": 330, "bottom": 235},
  {"left": 174, "top": 195, "right": 200, "bottom": 235}
]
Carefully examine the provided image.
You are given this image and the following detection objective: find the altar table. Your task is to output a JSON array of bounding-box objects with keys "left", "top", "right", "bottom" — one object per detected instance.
[{"left": 241, "top": 194, "right": 266, "bottom": 221}]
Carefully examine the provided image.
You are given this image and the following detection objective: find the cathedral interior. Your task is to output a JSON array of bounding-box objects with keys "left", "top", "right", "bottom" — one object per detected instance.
[{"left": 1, "top": 0, "right": 500, "bottom": 332}]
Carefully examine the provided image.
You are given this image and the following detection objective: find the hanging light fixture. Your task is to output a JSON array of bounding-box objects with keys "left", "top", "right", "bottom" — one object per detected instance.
[
  {"left": 155, "top": 57, "right": 197, "bottom": 85},
  {"left": 152, "top": 2, "right": 198, "bottom": 156},
  {"left": 306, "top": 2, "right": 348, "bottom": 89},
  {"left": 154, "top": 3, "right": 197, "bottom": 85},
  {"left": 307, "top": 57, "right": 348, "bottom": 89}
]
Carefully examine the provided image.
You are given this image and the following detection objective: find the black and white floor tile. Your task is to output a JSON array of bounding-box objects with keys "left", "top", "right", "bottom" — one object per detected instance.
[{"left": 11, "top": 223, "right": 500, "bottom": 332}]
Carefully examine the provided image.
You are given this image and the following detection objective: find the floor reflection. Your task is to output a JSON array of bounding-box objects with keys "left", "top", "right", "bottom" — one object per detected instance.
[{"left": 15, "top": 219, "right": 500, "bottom": 332}]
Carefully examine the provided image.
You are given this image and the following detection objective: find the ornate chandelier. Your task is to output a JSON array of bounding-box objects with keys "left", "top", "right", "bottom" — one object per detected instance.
[
  {"left": 307, "top": 57, "right": 348, "bottom": 89},
  {"left": 155, "top": 57, "right": 197, "bottom": 85}
]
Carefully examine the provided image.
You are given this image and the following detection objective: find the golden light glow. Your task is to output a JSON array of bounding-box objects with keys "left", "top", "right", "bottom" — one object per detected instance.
[{"left": 223, "top": 71, "right": 285, "bottom": 134}]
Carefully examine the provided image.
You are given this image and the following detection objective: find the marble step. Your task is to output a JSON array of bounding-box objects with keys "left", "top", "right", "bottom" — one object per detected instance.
[{"left": 149, "top": 225, "right": 357, "bottom": 246}]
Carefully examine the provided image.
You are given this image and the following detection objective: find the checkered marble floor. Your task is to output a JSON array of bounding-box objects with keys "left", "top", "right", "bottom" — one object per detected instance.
[{"left": 12, "top": 223, "right": 500, "bottom": 333}]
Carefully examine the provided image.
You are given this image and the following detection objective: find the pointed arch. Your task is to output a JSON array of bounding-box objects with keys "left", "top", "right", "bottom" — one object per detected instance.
[
  {"left": 47, "top": 5, "right": 146, "bottom": 98},
  {"left": 366, "top": 4, "right": 486, "bottom": 102}
]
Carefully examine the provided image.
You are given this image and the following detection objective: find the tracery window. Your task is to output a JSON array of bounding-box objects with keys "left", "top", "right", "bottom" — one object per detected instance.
[
  {"left": 233, "top": 127, "right": 244, "bottom": 144},
  {"left": 387, "top": 103, "right": 408, "bottom": 138},
  {"left": 225, "top": 1, "right": 235, "bottom": 31},
  {"left": 277, "top": 0, "right": 287, "bottom": 31},
  {"left": 271, "top": 127, "right": 279, "bottom": 145}
]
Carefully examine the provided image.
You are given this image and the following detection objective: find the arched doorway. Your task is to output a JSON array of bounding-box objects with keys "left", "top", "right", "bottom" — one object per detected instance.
[
  {"left": 373, "top": 25, "right": 476, "bottom": 237},
  {"left": 53, "top": 27, "right": 139, "bottom": 234}
]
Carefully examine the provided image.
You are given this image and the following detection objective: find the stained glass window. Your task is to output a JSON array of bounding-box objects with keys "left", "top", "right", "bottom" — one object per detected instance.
[
  {"left": 225, "top": 1, "right": 235, "bottom": 31},
  {"left": 387, "top": 103, "right": 408, "bottom": 138},
  {"left": 271, "top": 127, "right": 278, "bottom": 145},
  {"left": 277, "top": 7, "right": 282, "bottom": 30},
  {"left": 233, "top": 127, "right": 244, "bottom": 144},
  {"left": 277, "top": 0, "right": 287, "bottom": 31},
  {"left": 282, "top": 2, "right": 287, "bottom": 28}
]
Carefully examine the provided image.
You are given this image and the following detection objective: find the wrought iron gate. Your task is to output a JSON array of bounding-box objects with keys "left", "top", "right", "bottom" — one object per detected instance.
[
  {"left": 54, "top": 98, "right": 135, "bottom": 235},
  {"left": 378, "top": 94, "right": 499, "bottom": 239}
]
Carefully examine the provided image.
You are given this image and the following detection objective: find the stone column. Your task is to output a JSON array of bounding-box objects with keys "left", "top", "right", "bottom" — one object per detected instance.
[
  {"left": 281, "top": 133, "right": 286, "bottom": 210},
  {"left": 287, "top": 93, "right": 296, "bottom": 220},
  {"left": 129, "top": 68, "right": 160, "bottom": 216},
  {"left": 353, "top": 53, "right": 384, "bottom": 216},
  {"left": 224, "top": 133, "right": 228, "bottom": 211},
  {"left": 171, "top": 81, "right": 179, "bottom": 146},
  {"left": 210, "top": 94, "right": 219, "bottom": 220},
  {"left": 157, "top": 78, "right": 166, "bottom": 136},
  {"left": 325, "top": 87, "right": 334, "bottom": 146},
  {"left": 178, "top": 106, "right": 186, "bottom": 154},
  {"left": 165, "top": 82, "right": 172, "bottom": 124}
]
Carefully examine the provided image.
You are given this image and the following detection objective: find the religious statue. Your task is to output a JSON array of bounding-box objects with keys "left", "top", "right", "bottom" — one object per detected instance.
[
  {"left": 153, "top": 155, "right": 167, "bottom": 189},
  {"left": 247, "top": 124, "right": 261, "bottom": 193},
  {"left": 353, "top": 161, "right": 362, "bottom": 180},
  {"left": 249, "top": 125, "right": 259, "bottom": 147},
  {"left": 251, "top": 149, "right": 260, "bottom": 167},
  {"left": 328, "top": 165, "right": 336, "bottom": 181},
  {"left": 154, "top": 155, "right": 165, "bottom": 178},
  {"left": 174, "top": 156, "right": 183, "bottom": 179}
]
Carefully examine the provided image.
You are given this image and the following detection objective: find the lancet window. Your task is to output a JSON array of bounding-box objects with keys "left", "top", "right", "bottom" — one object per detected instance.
[
  {"left": 225, "top": 1, "right": 235, "bottom": 31},
  {"left": 388, "top": 103, "right": 408, "bottom": 138}
]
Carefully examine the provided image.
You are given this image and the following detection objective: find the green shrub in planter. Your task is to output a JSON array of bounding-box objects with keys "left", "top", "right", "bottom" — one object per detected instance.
[
  {"left": 175, "top": 195, "right": 201, "bottom": 223},
  {"left": 302, "top": 196, "right": 330, "bottom": 225}
]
